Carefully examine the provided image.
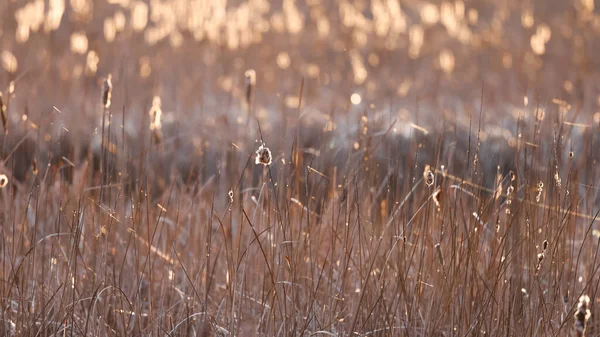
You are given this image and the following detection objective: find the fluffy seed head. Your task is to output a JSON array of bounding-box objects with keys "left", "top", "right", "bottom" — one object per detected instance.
[
  {"left": 537, "top": 252, "right": 544, "bottom": 264},
  {"left": 255, "top": 144, "right": 272, "bottom": 166},
  {"left": 507, "top": 185, "right": 514, "bottom": 196},
  {"left": 554, "top": 172, "right": 562, "bottom": 187},
  {"left": 494, "top": 173, "right": 503, "bottom": 201},
  {"left": 149, "top": 95, "right": 163, "bottom": 144},
  {"left": 149, "top": 96, "right": 163, "bottom": 130},
  {"left": 424, "top": 165, "right": 434, "bottom": 187},
  {"left": 102, "top": 74, "right": 113, "bottom": 109},
  {"left": 244, "top": 69, "right": 256, "bottom": 86},
  {"left": 574, "top": 295, "right": 591, "bottom": 337}
]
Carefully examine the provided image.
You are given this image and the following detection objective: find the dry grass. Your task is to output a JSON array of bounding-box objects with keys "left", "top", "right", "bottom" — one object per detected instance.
[{"left": 0, "top": 0, "right": 600, "bottom": 336}]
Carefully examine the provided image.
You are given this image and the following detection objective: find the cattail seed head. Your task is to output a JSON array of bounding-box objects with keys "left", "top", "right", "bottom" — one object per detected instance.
[
  {"left": 149, "top": 96, "right": 162, "bottom": 127},
  {"left": 424, "top": 164, "right": 434, "bottom": 187},
  {"left": 432, "top": 187, "right": 441, "bottom": 211},
  {"left": 536, "top": 240, "right": 546, "bottom": 271},
  {"left": 0, "top": 91, "right": 6, "bottom": 135},
  {"left": 536, "top": 181, "right": 544, "bottom": 202},
  {"left": 255, "top": 144, "right": 272, "bottom": 166},
  {"left": 0, "top": 174, "right": 8, "bottom": 188},
  {"left": 574, "top": 295, "right": 591, "bottom": 337},
  {"left": 507, "top": 185, "right": 514, "bottom": 196},
  {"left": 555, "top": 172, "right": 562, "bottom": 187},
  {"left": 244, "top": 69, "right": 256, "bottom": 106},
  {"left": 149, "top": 95, "right": 163, "bottom": 144},
  {"left": 102, "top": 74, "right": 113, "bottom": 109},
  {"left": 495, "top": 173, "right": 503, "bottom": 201}
]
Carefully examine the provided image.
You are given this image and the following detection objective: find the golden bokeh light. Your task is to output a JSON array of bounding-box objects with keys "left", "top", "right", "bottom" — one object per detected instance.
[{"left": 70, "top": 32, "right": 89, "bottom": 54}]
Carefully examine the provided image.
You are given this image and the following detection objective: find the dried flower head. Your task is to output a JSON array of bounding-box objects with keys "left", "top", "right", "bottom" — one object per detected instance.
[
  {"left": 536, "top": 247, "right": 546, "bottom": 271},
  {"left": 0, "top": 174, "right": 8, "bottom": 188},
  {"left": 536, "top": 181, "right": 544, "bottom": 202},
  {"left": 574, "top": 295, "right": 591, "bottom": 337},
  {"left": 149, "top": 95, "right": 163, "bottom": 144},
  {"left": 424, "top": 164, "right": 434, "bottom": 187},
  {"left": 555, "top": 172, "right": 562, "bottom": 187},
  {"left": 537, "top": 252, "right": 544, "bottom": 264},
  {"left": 102, "top": 74, "right": 113, "bottom": 109},
  {"left": 149, "top": 96, "right": 162, "bottom": 127},
  {"left": 506, "top": 185, "right": 514, "bottom": 201},
  {"left": 255, "top": 144, "right": 272, "bottom": 166}
]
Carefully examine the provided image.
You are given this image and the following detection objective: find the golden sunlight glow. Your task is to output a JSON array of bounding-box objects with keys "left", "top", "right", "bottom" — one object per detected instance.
[
  {"left": 70, "top": 32, "right": 89, "bottom": 54},
  {"left": 1, "top": 51, "right": 18, "bottom": 73}
]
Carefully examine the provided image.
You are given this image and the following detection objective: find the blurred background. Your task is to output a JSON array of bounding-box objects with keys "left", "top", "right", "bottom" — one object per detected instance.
[
  {"left": 0, "top": 0, "right": 599, "bottom": 182},
  {"left": 1, "top": 0, "right": 599, "bottom": 123}
]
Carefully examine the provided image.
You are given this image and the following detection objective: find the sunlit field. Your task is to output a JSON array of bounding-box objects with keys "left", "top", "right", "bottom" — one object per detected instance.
[{"left": 0, "top": 0, "right": 599, "bottom": 336}]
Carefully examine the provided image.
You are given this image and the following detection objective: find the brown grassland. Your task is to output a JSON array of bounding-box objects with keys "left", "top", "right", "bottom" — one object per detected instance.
[{"left": 1, "top": 0, "right": 600, "bottom": 336}]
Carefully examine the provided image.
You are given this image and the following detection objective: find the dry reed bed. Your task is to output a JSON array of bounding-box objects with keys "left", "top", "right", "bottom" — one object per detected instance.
[
  {"left": 0, "top": 1, "right": 599, "bottom": 336},
  {"left": 0, "top": 89, "right": 598, "bottom": 336}
]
